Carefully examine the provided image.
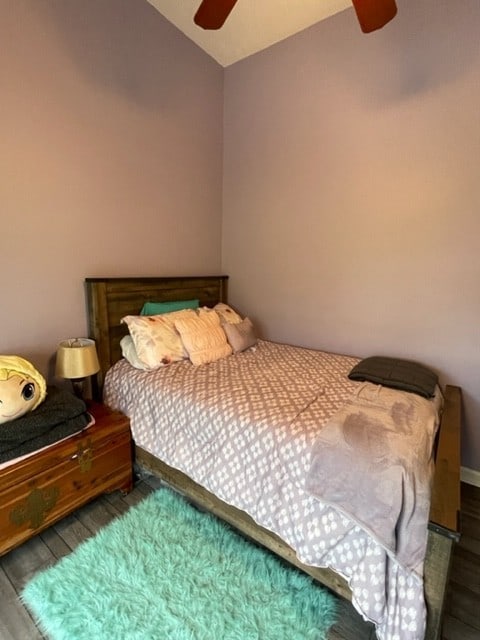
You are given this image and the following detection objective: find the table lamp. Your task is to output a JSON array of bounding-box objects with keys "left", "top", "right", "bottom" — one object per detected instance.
[{"left": 55, "top": 338, "right": 100, "bottom": 398}]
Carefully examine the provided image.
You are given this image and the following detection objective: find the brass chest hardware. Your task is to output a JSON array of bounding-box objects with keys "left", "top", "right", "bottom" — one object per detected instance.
[
  {"left": 71, "top": 438, "right": 93, "bottom": 472},
  {"left": 9, "top": 486, "right": 60, "bottom": 530}
]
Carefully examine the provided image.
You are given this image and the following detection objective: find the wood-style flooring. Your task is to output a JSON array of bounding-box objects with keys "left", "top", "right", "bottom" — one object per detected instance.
[{"left": 0, "top": 475, "right": 478, "bottom": 640}]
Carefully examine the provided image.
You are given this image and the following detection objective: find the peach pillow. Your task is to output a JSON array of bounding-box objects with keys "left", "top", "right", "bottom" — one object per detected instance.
[{"left": 174, "top": 309, "right": 232, "bottom": 366}]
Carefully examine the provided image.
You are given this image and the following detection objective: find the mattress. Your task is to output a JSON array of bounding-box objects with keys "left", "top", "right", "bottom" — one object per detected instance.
[{"left": 104, "top": 340, "right": 441, "bottom": 640}]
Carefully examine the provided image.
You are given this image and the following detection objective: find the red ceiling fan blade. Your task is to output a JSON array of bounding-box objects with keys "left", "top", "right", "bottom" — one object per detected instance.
[
  {"left": 351, "top": 0, "right": 398, "bottom": 33},
  {"left": 194, "top": 0, "right": 239, "bottom": 30}
]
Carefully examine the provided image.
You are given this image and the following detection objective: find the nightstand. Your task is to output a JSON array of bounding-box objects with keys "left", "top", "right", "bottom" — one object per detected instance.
[{"left": 0, "top": 402, "right": 133, "bottom": 556}]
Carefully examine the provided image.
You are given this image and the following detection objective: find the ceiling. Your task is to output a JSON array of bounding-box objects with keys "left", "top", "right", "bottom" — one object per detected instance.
[{"left": 146, "top": 0, "right": 352, "bottom": 67}]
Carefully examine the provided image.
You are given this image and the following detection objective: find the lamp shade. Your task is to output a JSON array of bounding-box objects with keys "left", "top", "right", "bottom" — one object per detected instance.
[{"left": 55, "top": 338, "right": 100, "bottom": 380}]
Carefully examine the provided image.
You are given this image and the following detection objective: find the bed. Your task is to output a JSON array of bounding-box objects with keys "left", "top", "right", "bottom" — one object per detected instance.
[{"left": 86, "top": 275, "right": 461, "bottom": 640}]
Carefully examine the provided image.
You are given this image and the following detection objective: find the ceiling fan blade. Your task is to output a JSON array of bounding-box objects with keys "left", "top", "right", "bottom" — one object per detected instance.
[
  {"left": 194, "top": 0, "right": 239, "bottom": 30},
  {"left": 351, "top": 0, "right": 398, "bottom": 33}
]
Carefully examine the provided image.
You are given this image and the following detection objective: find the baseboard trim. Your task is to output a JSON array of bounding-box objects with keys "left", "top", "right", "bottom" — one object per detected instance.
[{"left": 461, "top": 466, "right": 480, "bottom": 487}]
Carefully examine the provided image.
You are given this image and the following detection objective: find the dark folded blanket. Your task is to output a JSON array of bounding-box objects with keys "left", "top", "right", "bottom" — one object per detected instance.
[
  {"left": 0, "top": 386, "right": 92, "bottom": 464},
  {"left": 348, "top": 356, "right": 438, "bottom": 398}
]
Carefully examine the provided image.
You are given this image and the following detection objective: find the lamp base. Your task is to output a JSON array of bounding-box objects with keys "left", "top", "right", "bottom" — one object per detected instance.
[{"left": 71, "top": 378, "right": 86, "bottom": 399}]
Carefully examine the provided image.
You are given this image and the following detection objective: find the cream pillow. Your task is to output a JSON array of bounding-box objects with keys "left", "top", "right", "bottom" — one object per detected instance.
[
  {"left": 120, "top": 335, "right": 149, "bottom": 370},
  {"left": 213, "top": 302, "right": 243, "bottom": 325},
  {"left": 174, "top": 308, "right": 232, "bottom": 366},
  {"left": 121, "top": 309, "right": 196, "bottom": 370}
]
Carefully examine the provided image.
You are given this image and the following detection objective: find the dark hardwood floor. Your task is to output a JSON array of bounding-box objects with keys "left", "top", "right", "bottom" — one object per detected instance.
[
  {"left": 0, "top": 476, "right": 478, "bottom": 640},
  {"left": 442, "top": 482, "right": 480, "bottom": 640}
]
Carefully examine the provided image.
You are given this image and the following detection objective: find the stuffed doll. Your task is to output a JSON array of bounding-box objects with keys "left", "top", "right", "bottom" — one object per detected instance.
[{"left": 0, "top": 356, "right": 47, "bottom": 425}]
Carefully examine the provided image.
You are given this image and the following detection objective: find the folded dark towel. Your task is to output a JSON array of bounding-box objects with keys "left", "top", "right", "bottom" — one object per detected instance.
[
  {"left": 348, "top": 356, "right": 438, "bottom": 398},
  {"left": 0, "top": 386, "right": 92, "bottom": 464}
]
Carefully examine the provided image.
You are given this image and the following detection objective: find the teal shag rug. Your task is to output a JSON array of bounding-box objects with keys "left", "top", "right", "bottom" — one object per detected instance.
[{"left": 22, "top": 488, "right": 337, "bottom": 640}]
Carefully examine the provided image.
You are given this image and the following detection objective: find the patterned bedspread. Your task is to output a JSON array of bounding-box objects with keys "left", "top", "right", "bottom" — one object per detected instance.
[{"left": 104, "top": 340, "right": 441, "bottom": 640}]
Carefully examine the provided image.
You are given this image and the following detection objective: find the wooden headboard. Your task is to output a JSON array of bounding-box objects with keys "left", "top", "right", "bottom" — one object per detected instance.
[{"left": 85, "top": 275, "right": 229, "bottom": 393}]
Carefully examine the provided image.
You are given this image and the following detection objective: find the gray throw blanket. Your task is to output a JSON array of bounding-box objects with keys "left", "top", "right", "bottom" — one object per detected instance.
[
  {"left": 0, "top": 386, "right": 91, "bottom": 464},
  {"left": 306, "top": 382, "right": 441, "bottom": 573}
]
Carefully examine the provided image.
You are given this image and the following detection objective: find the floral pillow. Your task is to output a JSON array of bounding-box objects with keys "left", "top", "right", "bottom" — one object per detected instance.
[
  {"left": 213, "top": 302, "right": 243, "bottom": 325},
  {"left": 174, "top": 308, "right": 232, "bottom": 366},
  {"left": 121, "top": 309, "right": 196, "bottom": 370}
]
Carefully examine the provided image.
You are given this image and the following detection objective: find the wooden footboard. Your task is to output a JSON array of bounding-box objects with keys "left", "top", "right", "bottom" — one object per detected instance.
[
  {"left": 136, "top": 385, "right": 462, "bottom": 640},
  {"left": 424, "top": 384, "right": 462, "bottom": 640}
]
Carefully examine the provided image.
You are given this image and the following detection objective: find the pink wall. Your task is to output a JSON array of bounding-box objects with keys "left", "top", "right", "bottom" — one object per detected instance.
[
  {"left": 222, "top": 0, "right": 480, "bottom": 470},
  {"left": 1, "top": 0, "right": 479, "bottom": 472},
  {"left": 1, "top": 0, "right": 223, "bottom": 378}
]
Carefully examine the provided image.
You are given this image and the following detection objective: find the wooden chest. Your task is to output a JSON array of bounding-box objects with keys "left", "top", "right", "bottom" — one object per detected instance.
[{"left": 0, "top": 402, "right": 133, "bottom": 556}]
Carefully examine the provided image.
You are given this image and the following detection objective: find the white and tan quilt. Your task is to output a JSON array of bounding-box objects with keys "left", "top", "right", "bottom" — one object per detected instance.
[{"left": 104, "top": 340, "right": 441, "bottom": 640}]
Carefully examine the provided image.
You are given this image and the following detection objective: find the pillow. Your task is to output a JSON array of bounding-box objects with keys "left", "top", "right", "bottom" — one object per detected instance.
[
  {"left": 0, "top": 355, "right": 47, "bottom": 425},
  {"left": 120, "top": 335, "right": 149, "bottom": 370},
  {"left": 121, "top": 309, "right": 196, "bottom": 370},
  {"left": 174, "top": 308, "right": 232, "bottom": 366},
  {"left": 348, "top": 356, "right": 438, "bottom": 398},
  {"left": 140, "top": 299, "right": 199, "bottom": 316},
  {"left": 223, "top": 317, "right": 257, "bottom": 353},
  {"left": 213, "top": 302, "right": 243, "bottom": 325}
]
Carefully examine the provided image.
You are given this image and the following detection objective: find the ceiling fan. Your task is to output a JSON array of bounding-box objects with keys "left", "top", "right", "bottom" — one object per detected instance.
[{"left": 194, "top": 0, "right": 398, "bottom": 34}]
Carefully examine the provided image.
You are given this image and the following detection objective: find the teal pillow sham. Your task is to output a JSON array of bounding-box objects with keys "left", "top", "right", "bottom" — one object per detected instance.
[{"left": 140, "top": 299, "right": 199, "bottom": 316}]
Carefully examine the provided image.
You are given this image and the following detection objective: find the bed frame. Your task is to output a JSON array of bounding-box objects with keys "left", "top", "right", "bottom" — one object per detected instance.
[{"left": 85, "top": 275, "right": 461, "bottom": 640}]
